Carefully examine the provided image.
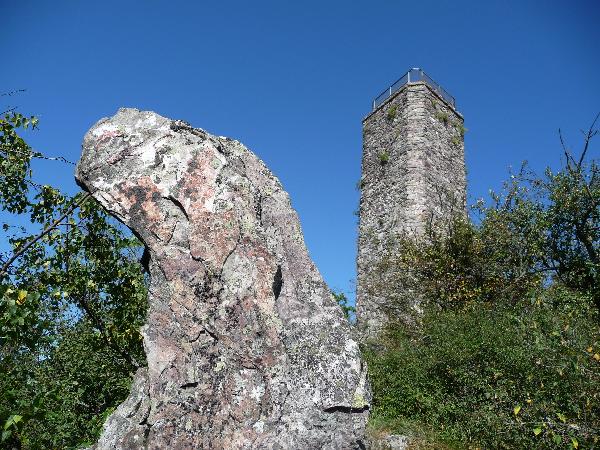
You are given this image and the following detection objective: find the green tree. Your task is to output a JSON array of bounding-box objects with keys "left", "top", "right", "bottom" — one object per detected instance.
[
  {"left": 333, "top": 290, "right": 356, "bottom": 322},
  {"left": 0, "top": 106, "right": 148, "bottom": 448}
]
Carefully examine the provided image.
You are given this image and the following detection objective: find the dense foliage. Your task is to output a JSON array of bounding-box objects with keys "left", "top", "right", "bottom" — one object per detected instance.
[
  {"left": 365, "top": 118, "right": 600, "bottom": 448},
  {"left": 366, "top": 290, "right": 600, "bottom": 449},
  {"left": 0, "top": 108, "right": 148, "bottom": 448}
]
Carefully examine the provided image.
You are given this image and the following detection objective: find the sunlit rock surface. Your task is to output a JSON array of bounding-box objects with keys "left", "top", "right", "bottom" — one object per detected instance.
[{"left": 76, "top": 108, "right": 369, "bottom": 449}]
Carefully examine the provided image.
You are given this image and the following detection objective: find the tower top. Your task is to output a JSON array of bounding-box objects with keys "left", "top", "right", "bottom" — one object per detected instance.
[{"left": 370, "top": 68, "right": 457, "bottom": 114}]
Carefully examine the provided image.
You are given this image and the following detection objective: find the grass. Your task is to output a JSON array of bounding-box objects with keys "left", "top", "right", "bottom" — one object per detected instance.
[
  {"left": 387, "top": 105, "right": 398, "bottom": 121},
  {"left": 379, "top": 151, "right": 390, "bottom": 165}
]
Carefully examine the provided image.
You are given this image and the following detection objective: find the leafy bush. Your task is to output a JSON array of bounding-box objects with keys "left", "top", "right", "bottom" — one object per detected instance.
[
  {"left": 333, "top": 290, "right": 356, "bottom": 322},
  {"left": 1, "top": 324, "right": 138, "bottom": 448},
  {"left": 375, "top": 216, "right": 543, "bottom": 313},
  {"left": 365, "top": 287, "right": 600, "bottom": 449},
  {"left": 454, "top": 122, "right": 467, "bottom": 137}
]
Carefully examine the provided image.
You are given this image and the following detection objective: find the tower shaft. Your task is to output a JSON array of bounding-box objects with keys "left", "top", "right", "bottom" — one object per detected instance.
[{"left": 356, "top": 71, "right": 466, "bottom": 337}]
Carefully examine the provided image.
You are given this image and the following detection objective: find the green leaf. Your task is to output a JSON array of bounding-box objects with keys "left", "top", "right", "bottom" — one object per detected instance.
[
  {"left": 1, "top": 430, "right": 11, "bottom": 442},
  {"left": 3, "top": 414, "right": 23, "bottom": 430},
  {"left": 17, "top": 289, "right": 27, "bottom": 305},
  {"left": 533, "top": 427, "right": 542, "bottom": 436}
]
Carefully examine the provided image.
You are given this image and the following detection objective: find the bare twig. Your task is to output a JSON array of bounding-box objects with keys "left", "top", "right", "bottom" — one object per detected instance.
[
  {"left": 577, "top": 112, "right": 600, "bottom": 170},
  {"left": 559, "top": 128, "right": 577, "bottom": 173},
  {"left": 0, "top": 106, "right": 17, "bottom": 116},
  {"left": 559, "top": 116, "right": 599, "bottom": 210},
  {"left": 32, "top": 152, "right": 76, "bottom": 165},
  {"left": 1, "top": 146, "right": 76, "bottom": 166},
  {"left": 1, "top": 89, "right": 26, "bottom": 97}
]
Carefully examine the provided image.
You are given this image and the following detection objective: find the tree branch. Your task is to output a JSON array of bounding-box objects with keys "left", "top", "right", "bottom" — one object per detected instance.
[
  {"left": 577, "top": 111, "right": 600, "bottom": 170},
  {"left": 0, "top": 193, "right": 91, "bottom": 278},
  {"left": 0, "top": 106, "right": 17, "bottom": 116},
  {"left": 1, "top": 146, "right": 76, "bottom": 165},
  {"left": 559, "top": 128, "right": 577, "bottom": 173},
  {"left": 32, "top": 151, "right": 76, "bottom": 165},
  {"left": 1, "top": 89, "right": 26, "bottom": 97},
  {"left": 72, "top": 291, "right": 141, "bottom": 370}
]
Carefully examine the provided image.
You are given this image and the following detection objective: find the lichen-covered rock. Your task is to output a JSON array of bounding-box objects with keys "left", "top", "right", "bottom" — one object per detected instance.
[
  {"left": 366, "top": 433, "right": 409, "bottom": 450},
  {"left": 76, "top": 108, "right": 369, "bottom": 449}
]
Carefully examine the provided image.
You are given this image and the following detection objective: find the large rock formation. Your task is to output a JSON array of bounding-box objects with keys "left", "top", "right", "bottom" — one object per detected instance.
[{"left": 76, "top": 108, "right": 369, "bottom": 449}]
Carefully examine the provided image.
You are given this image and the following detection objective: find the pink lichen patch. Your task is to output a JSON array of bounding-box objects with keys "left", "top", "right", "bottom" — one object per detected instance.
[
  {"left": 97, "top": 129, "right": 124, "bottom": 144},
  {"left": 174, "top": 147, "right": 241, "bottom": 270}
]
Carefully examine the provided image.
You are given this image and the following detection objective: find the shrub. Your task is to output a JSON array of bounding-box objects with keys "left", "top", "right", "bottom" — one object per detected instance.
[
  {"left": 387, "top": 106, "right": 398, "bottom": 121},
  {"left": 435, "top": 111, "right": 449, "bottom": 125},
  {"left": 456, "top": 122, "right": 467, "bottom": 137},
  {"left": 374, "top": 216, "right": 544, "bottom": 312},
  {"left": 378, "top": 151, "right": 390, "bottom": 165},
  {"left": 365, "top": 287, "right": 600, "bottom": 449},
  {"left": 332, "top": 290, "right": 355, "bottom": 322},
  {"left": 6, "top": 324, "right": 137, "bottom": 448}
]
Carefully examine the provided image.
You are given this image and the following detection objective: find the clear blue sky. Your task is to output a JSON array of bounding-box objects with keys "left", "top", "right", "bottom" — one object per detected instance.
[{"left": 2, "top": 1, "right": 599, "bottom": 303}]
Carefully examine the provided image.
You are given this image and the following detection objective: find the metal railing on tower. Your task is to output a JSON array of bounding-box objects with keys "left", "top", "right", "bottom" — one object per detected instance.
[{"left": 371, "top": 68, "right": 456, "bottom": 111}]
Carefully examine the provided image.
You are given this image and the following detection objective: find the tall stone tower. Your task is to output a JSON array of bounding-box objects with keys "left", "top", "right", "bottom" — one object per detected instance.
[{"left": 356, "top": 68, "right": 466, "bottom": 337}]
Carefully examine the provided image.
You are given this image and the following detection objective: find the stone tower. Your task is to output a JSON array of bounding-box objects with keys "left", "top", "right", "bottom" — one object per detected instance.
[{"left": 356, "top": 68, "right": 466, "bottom": 337}]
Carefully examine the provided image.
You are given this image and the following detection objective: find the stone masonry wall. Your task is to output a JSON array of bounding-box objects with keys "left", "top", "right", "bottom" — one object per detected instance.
[{"left": 356, "top": 82, "right": 466, "bottom": 338}]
